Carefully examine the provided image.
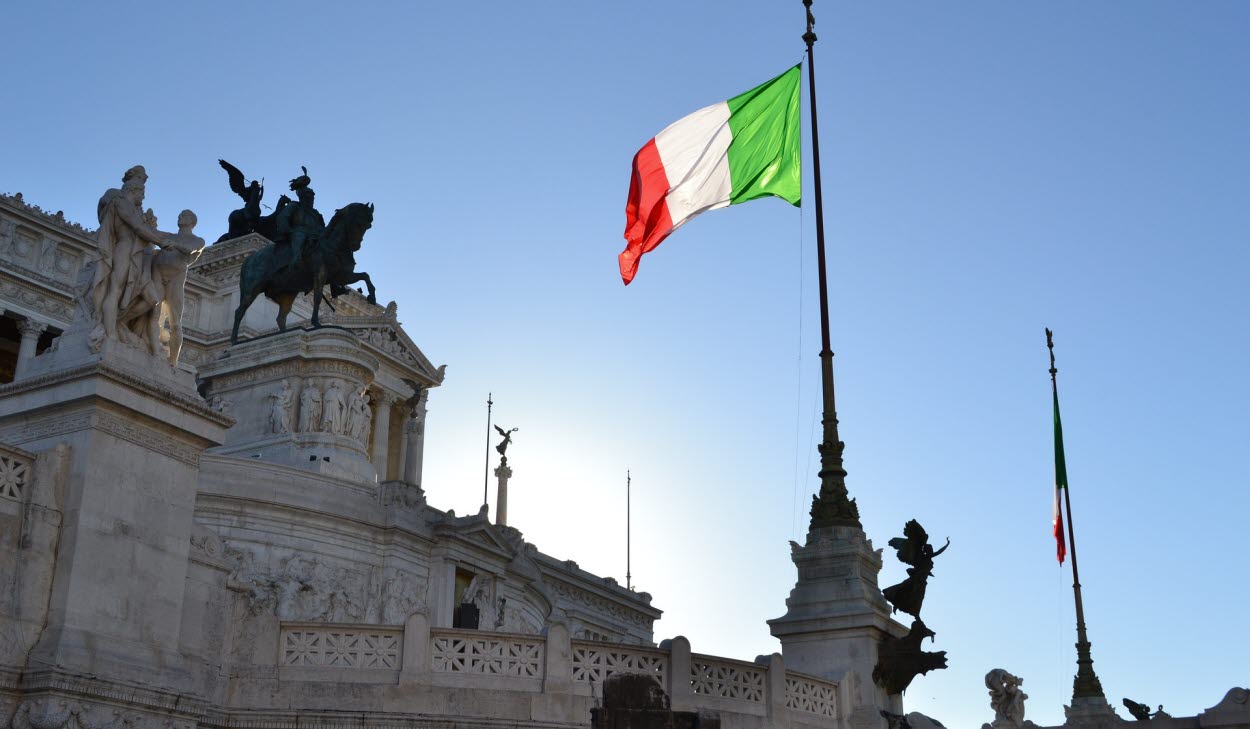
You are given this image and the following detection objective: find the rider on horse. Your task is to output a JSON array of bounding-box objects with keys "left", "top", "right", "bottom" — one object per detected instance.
[{"left": 272, "top": 167, "right": 324, "bottom": 266}]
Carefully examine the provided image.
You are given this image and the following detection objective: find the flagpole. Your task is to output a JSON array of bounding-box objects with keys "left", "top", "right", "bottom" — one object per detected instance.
[
  {"left": 626, "top": 470, "right": 632, "bottom": 591},
  {"left": 1047, "top": 330, "right": 1106, "bottom": 702},
  {"left": 803, "top": 0, "right": 860, "bottom": 533},
  {"left": 483, "top": 393, "right": 493, "bottom": 509}
]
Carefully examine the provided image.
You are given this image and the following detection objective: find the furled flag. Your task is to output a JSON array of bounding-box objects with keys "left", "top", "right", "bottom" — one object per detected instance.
[
  {"left": 619, "top": 65, "right": 802, "bottom": 285},
  {"left": 1052, "top": 388, "right": 1068, "bottom": 564}
]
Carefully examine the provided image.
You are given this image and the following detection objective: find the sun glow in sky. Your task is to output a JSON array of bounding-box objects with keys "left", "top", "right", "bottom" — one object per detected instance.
[{"left": 3, "top": 2, "right": 1249, "bottom": 726}]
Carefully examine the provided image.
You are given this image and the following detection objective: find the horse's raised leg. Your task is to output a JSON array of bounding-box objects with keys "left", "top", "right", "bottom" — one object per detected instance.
[
  {"left": 359, "top": 272, "right": 376, "bottom": 305},
  {"left": 337, "top": 272, "right": 377, "bottom": 305}
]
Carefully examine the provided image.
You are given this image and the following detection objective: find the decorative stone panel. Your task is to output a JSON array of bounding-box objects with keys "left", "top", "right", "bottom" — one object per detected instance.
[
  {"left": 690, "top": 656, "right": 765, "bottom": 702},
  {"left": 785, "top": 674, "right": 838, "bottom": 717},
  {"left": 280, "top": 625, "right": 402, "bottom": 669},
  {"left": 430, "top": 630, "right": 544, "bottom": 677},
  {"left": 571, "top": 642, "right": 667, "bottom": 687},
  {"left": 0, "top": 446, "right": 32, "bottom": 501}
]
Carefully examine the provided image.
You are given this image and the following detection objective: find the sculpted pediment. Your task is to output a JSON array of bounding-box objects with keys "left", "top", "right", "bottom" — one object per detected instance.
[
  {"left": 433, "top": 514, "right": 515, "bottom": 559},
  {"left": 346, "top": 319, "right": 445, "bottom": 386}
]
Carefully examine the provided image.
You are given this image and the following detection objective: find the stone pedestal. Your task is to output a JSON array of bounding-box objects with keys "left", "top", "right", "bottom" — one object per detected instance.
[
  {"left": 1063, "top": 697, "right": 1125, "bottom": 729},
  {"left": 495, "top": 459, "right": 512, "bottom": 526},
  {"left": 768, "top": 526, "right": 908, "bottom": 729},
  {"left": 197, "top": 328, "right": 380, "bottom": 484},
  {"left": 0, "top": 333, "right": 229, "bottom": 689}
]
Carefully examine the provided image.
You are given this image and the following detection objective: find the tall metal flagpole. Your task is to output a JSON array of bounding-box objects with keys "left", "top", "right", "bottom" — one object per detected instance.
[
  {"left": 626, "top": 470, "right": 632, "bottom": 591},
  {"left": 803, "top": 0, "right": 861, "bottom": 533},
  {"left": 1047, "top": 330, "right": 1106, "bottom": 702},
  {"left": 483, "top": 393, "right": 493, "bottom": 509}
]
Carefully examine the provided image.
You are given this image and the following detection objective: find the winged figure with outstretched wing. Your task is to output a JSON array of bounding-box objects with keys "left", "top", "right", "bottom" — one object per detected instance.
[
  {"left": 216, "top": 159, "right": 266, "bottom": 242},
  {"left": 494, "top": 424, "right": 518, "bottom": 457}
]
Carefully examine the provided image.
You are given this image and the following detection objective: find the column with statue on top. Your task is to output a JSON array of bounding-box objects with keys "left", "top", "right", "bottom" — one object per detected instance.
[{"left": 493, "top": 424, "right": 517, "bottom": 526}]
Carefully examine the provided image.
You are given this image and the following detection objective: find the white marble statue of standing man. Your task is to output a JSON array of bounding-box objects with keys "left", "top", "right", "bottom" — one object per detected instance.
[
  {"left": 117, "top": 210, "right": 206, "bottom": 363},
  {"left": 320, "top": 379, "right": 345, "bottom": 434},
  {"left": 298, "top": 382, "right": 322, "bottom": 433},
  {"left": 90, "top": 166, "right": 167, "bottom": 347},
  {"left": 347, "top": 391, "right": 371, "bottom": 442},
  {"left": 268, "top": 380, "right": 293, "bottom": 434},
  {"left": 151, "top": 210, "right": 206, "bottom": 364}
]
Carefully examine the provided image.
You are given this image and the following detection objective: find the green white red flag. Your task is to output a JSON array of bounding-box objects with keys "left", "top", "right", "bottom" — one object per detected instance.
[
  {"left": 1052, "top": 389, "right": 1068, "bottom": 564},
  {"left": 619, "top": 65, "right": 803, "bottom": 285}
]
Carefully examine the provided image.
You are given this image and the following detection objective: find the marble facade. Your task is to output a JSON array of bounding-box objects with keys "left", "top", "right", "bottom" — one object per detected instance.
[{"left": 0, "top": 189, "right": 853, "bottom": 729}]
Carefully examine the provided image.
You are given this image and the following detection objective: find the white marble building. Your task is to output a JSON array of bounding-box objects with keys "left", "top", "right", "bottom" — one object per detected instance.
[{"left": 0, "top": 188, "right": 864, "bottom": 729}]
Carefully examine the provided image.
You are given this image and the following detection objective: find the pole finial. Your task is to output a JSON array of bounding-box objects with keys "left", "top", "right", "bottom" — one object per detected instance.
[
  {"left": 802, "top": 0, "right": 817, "bottom": 47},
  {"left": 1046, "top": 328, "right": 1057, "bottom": 380}
]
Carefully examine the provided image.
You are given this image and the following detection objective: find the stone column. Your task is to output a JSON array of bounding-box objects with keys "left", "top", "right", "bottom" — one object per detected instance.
[
  {"left": 494, "top": 458, "right": 512, "bottom": 526},
  {"left": 371, "top": 393, "right": 393, "bottom": 480},
  {"left": 403, "top": 397, "right": 427, "bottom": 486},
  {"left": 14, "top": 318, "right": 46, "bottom": 379}
]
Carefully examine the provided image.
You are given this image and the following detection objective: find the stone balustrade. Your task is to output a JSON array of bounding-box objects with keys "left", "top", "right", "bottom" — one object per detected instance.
[{"left": 271, "top": 618, "right": 846, "bottom": 728}]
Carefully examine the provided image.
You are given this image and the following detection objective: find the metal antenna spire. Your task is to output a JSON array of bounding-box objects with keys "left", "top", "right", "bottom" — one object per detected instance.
[
  {"left": 1047, "top": 329, "right": 1107, "bottom": 702},
  {"left": 803, "top": 0, "right": 861, "bottom": 535},
  {"left": 626, "top": 470, "right": 632, "bottom": 591}
]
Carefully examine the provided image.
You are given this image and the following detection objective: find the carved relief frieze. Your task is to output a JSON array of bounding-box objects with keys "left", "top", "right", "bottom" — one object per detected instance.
[
  {"left": 223, "top": 544, "right": 426, "bottom": 625},
  {"left": 225, "top": 546, "right": 372, "bottom": 623},
  {"left": 0, "top": 272, "right": 73, "bottom": 322},
  {"left": 205, "top": 358, "right": 372, "bottom": 393},
  {"left": 190, "top": 533, "right": 224, "bottom": 563},
  {"left": 545, "top": 579, "right": 653, "bottom": 628}
]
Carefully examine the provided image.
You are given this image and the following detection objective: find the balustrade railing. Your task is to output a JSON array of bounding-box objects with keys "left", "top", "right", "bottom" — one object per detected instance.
[
  {"left": 690, "top": 654, "right": 766, "bottom": 703},
  {"left": 570, "top": 640, "right": 669, "bottom": 687},
  {"left": 271, "top": 619, "right": 841, "bottom": 726},
  {"left": 280, "top": 624, "right": 402, "bottom": 670},
  {"left": 430, "top": 628, "right": 545, "bottom": 678},
  {"left": 784, "top": 672, "right": 839, "bottom": 718}
]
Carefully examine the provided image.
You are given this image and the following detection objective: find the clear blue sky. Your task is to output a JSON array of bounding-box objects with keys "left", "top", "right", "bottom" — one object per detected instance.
[{"left": 3, "top": 2, "right": 1248, "bottom": 726}]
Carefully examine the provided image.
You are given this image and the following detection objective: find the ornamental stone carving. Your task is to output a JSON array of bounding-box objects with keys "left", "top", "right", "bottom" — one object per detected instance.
[
  {"left": 267, "top": 380, "right": 294, "bottom": 434},
  {"left": 347, "top": 390, "right": 372, "bottom": 443},
  {"left": 298, "top": 382, "right": 322, "bottom": 433},
  {"left": 320, "top": 379, "right": 346, "bottom": 435},
  {"left": 983, "top": 669, "right": 1037, "bottom": 729}
]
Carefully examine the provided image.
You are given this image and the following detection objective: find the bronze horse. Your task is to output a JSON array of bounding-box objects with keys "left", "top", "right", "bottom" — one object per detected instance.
[{"left": 230, "top": 202, "right": 376, "bottom": 344}]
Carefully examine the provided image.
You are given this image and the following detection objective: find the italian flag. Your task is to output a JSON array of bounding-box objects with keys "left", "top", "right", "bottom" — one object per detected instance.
[
  {"left": 619, "top": 65, "right": 803, "bottom": 285},
  {"left": 1052, "top": 389, "right": 1068, "bottom": 564}
]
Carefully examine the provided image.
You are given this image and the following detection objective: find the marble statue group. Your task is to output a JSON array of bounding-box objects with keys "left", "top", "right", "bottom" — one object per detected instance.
[{"left": 84, "top": 165, "right": 205, "bottom": 364}]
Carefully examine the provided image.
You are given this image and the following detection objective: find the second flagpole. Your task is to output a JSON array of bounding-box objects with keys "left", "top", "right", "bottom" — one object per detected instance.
[{"left": 1047, "top": 330, "right": 1107, "bottom": 703}]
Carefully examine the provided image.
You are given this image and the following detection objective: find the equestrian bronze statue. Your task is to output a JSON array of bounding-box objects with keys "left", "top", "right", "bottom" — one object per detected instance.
[{"left": 228, "top": 165, "right": 377, "bottom": 343}]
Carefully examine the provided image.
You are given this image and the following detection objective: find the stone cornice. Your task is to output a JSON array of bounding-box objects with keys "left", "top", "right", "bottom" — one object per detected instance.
[
  {"left": 0, "top": 192, "right": 95, "bottom": 238},
  {"left": 190, "top": 234, "right": 269, "bottom": 279},
  {"left": 0, "top": 360, "right": 231, "bottom": 428}
]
